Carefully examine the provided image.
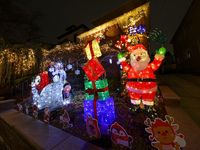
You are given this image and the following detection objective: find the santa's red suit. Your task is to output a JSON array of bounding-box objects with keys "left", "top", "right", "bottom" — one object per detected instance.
[{"left": 119, "top": 44, "right": 164, "bottom": 106}]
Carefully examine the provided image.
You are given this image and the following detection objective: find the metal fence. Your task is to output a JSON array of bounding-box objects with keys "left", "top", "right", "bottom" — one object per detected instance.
[{"left": 0, "top": 78, "right": 32, "bottom": 102}]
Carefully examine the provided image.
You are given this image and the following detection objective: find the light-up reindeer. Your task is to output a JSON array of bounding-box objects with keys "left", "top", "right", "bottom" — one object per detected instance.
[{"left": 144, "top": 115, "right": 186, "bottom": 150}]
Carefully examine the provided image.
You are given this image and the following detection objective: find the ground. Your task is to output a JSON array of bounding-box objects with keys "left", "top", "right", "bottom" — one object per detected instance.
[{"left": 15, "top": 89, "right": 167, "bottom": 150}]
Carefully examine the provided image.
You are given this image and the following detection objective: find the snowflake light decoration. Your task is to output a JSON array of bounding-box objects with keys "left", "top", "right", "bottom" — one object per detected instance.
[
  {"left": 75, "top": 69, "right": 80, "bottom": 75},
  {"left": 67, "top": 64, "right": 72, "bottom": 70}
]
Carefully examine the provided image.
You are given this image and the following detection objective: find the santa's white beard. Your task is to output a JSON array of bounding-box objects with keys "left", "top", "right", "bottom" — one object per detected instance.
[{"left": 131, "top": 59, "right": 150, "bottom": 71}]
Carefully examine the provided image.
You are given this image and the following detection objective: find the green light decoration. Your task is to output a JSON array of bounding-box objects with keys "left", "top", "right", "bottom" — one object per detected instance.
[
  {"left": 84, "top": 79, "right": 110, "bottom": 101},
  {"left": 156, "top": 47, "right": 166, "bottom": 55},
  {"left": 117, "top": 53, "right": 124, "bottom": 59},
  {"left": 149, "top": 28, "right": 167, "bottom": 44}
]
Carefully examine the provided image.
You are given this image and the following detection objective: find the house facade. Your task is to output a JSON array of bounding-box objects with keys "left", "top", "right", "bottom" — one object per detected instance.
[
  {"left": 171, "top": 0, "right": 200, "bottom": 75},
  {"left": 77, "top": 1, "right": 150, "bottom": 52},
  {"left": 57, "top": 24, "right": 89, "bottom": 44}
]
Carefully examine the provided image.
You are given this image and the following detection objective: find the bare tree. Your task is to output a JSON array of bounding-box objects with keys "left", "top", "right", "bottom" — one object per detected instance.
[{"left": 0, "top": 0, "right": 43, "bottom": 44}]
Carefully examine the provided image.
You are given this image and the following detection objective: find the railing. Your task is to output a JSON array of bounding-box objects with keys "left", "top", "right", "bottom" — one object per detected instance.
[{"left": 5, "top": 78, "right": 32, "bottom": 102}]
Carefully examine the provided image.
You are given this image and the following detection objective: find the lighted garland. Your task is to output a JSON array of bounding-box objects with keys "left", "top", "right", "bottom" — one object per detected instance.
[
  {"left": 40, "top": 42, "right": 119, "bottom": 74},
  {"left": 0, "top": 43, "right": 42, "bottom": 88},
  {"left": 149, "top": 28, "right": 167, "bottom": 45}
]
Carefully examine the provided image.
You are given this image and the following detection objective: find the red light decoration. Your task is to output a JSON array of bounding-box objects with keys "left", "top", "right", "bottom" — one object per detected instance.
[
  {"left": 36, "top": 72, "right": 49, "bottom": 90},
  {"left": 118, "top": 44, "right": 165, "bottom": 107},
  {"left": 82, "top": 57, "right": 105, "bottom": 81}
]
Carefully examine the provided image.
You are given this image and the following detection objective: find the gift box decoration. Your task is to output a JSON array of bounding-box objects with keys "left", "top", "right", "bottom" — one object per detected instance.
[
  {"left": 82, "top": 57, "right": 105, "bottom": 81},
  {"left": 84, "top": 38, "right": 102, "bottom": 60},
  {"left": 84, "top": 79, "right": 109, "bottom": 101},
  {"left": 84, "top": 97, "right": 115, "bottom": 125}
]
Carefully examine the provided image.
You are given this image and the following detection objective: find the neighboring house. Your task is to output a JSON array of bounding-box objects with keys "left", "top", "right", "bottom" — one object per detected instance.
[
  {"left": 57, "top": 24, "right": 90, "bottom": 44},
  {"left": 171, "top": 0, "right": 200, "bottom": 75}
]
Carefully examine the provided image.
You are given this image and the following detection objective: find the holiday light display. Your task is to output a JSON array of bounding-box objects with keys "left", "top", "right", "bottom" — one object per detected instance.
[
  {"left": 117, "top": 38, "right": 166, "bottom": 113},
  {"left": 149, "top": 28, "right": 167, "bottom": 44},
  {"left": 84, "top": 97, "right": 115, "bottom": 125},
  {"left": 0, "top": 48, "right": 36, "bottom": 87},
  {"left": 136, "top": 25, "right": 146, "bottom": 34},
  {"left": 77, "top": 3, "right": 150, "bottom": 43},
  {"left": 35, "top": 77, "right": 64, "bottom": 109},
  {"left": 32, "top": 62, "right": 67, "bottom": 110},
  {"left": 35, "top": 72, "right": 49, "bottom": 91},
  {"left": 82, "top": 37, "right": 115, "bottom": 126},
  {"left": 75, "top": 69, "right": 80, "bottom": 75},
  {"left": 84, "top": 79, "right": 109, "bottom": 101},
  {"left": 56, "top": 62, "right": 67, "bottom": 84},
  {"left": 84, "top": 38, "right": 102, "bottom": 60},
  {"left": 82, "top": 57, "right": 105, "bottom": 81},
  {"left": 129, "top": 25, "right": 137, "bottom": 36},
  {"left": 63, "top": 83, "right": 72, "bottom": 105}
]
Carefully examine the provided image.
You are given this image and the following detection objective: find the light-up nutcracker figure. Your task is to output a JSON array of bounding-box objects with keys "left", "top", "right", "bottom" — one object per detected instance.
[{"left": 117, "top": 36, "right": 166, "bottom": 114}]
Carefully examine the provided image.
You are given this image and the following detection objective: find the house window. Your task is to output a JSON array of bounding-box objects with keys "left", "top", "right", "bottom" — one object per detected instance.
[
  {"left": 184, "top": 19, "right": 191, "bottom": 36},
  {"left": 197, "top": 39, "right": 200, "bottom": 53},
  {"left": 177, "top": 57, "right": 179, "bottom": 64},
  {"left": 185, "top": 47, "right": 192, "bottom": 60}
]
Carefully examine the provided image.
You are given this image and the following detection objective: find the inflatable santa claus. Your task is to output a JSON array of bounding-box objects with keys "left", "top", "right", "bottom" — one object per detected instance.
[{"left": 117, "top": 35, "right": 166, "bottom": 114}]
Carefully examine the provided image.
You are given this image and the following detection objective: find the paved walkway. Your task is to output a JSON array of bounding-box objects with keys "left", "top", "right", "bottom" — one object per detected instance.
[
  {"left": 159, "top": 73, "right": 200, "bottom": 150},
  {"left": 0, "top": 109, "right": 103, "bottom": 150},
  {"left": 159, "top": 73, "right": 200, "bottom": 127}
]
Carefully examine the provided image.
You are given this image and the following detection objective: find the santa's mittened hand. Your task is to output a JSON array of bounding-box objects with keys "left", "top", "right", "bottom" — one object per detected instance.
[
  {"left": 117, "top": 53, "right": 124, "bottom": 59},
  {"left": 156, "top": 47, "right": 166, "bottom": 55}
]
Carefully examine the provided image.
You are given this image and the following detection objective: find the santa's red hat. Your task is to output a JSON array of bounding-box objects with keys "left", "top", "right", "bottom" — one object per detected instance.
[{"left": 126, "top": 43, "right": 146, "bottom": 53}]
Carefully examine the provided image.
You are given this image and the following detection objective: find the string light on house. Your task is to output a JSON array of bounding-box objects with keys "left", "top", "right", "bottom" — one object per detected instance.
[{"left": 109, "top": 57, "right": 112, "bottom": 64}]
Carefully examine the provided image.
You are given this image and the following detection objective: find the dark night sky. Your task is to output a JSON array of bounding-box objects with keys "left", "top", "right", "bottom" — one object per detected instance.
[{"left": 24, "top": 0, "right": 193, "bottom": 54}]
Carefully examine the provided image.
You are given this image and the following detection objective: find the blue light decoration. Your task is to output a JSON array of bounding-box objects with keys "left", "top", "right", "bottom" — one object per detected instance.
[
  {"left": 136, "top": 25, "right": 146, "bottom": 34},
  {"left": 129, "top": 25, "right": 137, "bottom": 36},
  {"left": 83, "top": 97, "right": 115, "bottom": 125}
]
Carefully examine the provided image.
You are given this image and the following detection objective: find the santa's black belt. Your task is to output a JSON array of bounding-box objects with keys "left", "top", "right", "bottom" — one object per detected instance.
[{"left": 127, "top": 78, "right": 156, "bottom": 82}]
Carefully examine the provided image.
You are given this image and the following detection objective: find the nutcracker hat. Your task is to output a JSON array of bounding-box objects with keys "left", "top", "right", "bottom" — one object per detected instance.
[{"left": 126, "top": 43, "right": 147, "bottom": 53}]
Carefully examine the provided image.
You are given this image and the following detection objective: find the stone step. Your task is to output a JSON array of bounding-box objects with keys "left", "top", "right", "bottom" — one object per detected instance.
[
  {"left": 165, "top": 105, "right": 200, "bottom": 150},
  {"left": 0, "top": 99, "right": 15, "bottom": 112},
  {"left": 0, "top": 97, "right": 5, "bottom": 100},
  {"left": 0, "top": 109, "right": 104, "bottom": 150},
  {"left": 159, "top": 86, "right": 181, "bottom": 106}
]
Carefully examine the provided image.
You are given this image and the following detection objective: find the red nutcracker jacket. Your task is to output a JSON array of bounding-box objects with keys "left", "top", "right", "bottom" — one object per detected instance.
[{"left": 119, "top": 54, "right": 164, "bottom": 91}]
